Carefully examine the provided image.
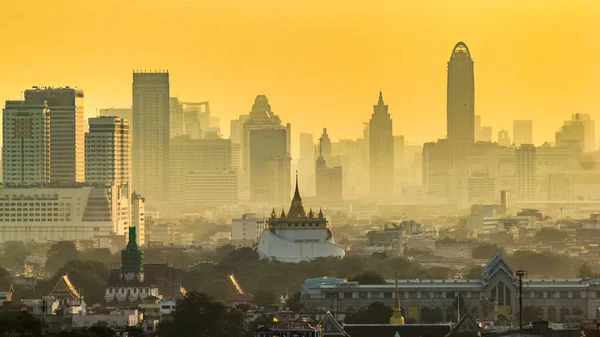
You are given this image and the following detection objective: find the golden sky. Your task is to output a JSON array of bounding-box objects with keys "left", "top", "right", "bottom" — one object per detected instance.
[{"left": 1, "top": 0, "right": 600, "bottom": 152}]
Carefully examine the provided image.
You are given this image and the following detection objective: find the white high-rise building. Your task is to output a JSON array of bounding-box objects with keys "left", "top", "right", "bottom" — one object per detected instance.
[
  {"left": 131, "top": 193, "right": 146, "bottom": 246},
  {"left": 24, "top": 87, "right": 85, "bottom": 183},
  {"left": 85, "top": 117, "right": 131, "bottom": 186},
  {"left": 2, "top": 100, "right": 51, "bottom": 185}
]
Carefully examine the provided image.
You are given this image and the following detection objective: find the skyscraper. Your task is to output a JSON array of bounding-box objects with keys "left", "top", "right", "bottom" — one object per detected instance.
[
  {"left": 513, "top": 120, "right": 533, "bottom": 146},
  {"left": 24, "top": 87, "right": 85, "bottom": 183},
  {"left": 555, "top": 113, "right": 595, "bottom": 152},
  {"left": 446, "top": 42, "right": 475, "bottom": 147},
  {"left": 132, "top": 72, "right": 170, "bottom": 204},
  {"left": 2, "top": 100, "right": 51, "bottom": 185},
  {"left": 369, "top": 91, "right": 394, "bottom": 197},
  {"left": 85, "top": 116, "right": 131, "bottom": 186},
  {"left": 316, "top": 133, "right": 343, "bottom": 203},
  {"left": 516, "top": 144, "right": 536, "bottom": 201},
  {"left": 498, "top": 129, "right": 511, "bottom": 147}
]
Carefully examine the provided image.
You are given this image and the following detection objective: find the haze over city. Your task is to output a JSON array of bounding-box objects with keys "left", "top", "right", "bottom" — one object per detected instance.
[
  {"left": 3, "top": 1, "right": 600, "bottom": 337},
  {"left": 2, "top": 0, "right": 600, "bottom": 150}
]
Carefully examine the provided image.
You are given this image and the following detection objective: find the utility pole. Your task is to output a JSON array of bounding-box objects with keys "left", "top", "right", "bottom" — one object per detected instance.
[{"left": 516, "top": 269, "right": 527, "bottom": 331}]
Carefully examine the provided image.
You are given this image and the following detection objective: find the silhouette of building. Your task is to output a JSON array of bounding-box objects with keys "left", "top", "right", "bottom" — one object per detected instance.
[
  {"left": 234, "top": 95, "right": 291, "bottom": 204},
  {"left": 498, "top": 129, "right": 511, "bottom": 147},
  {"left": 315, "top": 129, "right": 343, "bottom": 203},
  {"left": 131, "top": 193, "right": 146, "bottom": 246},
  {"left": 169, "top": 135, "right": 237, "bottom": 213},
  {"left": 2, "top": 100, "right": 50, "bottom": 185},
  {"left": 516, "top": 144, "right": 536, "bottom": 201},
  {"left": 85, "top": 117, "right": 130, "bottom": 186},
  {"left": 513, "top": 120, "right": 533, "bottom": 146},
  {"left": 369, "top": 91, "right": 394, "bottom": 197},
  {"left": 555, "top": 113, "right": 595, "bottom": 152},
  {"left": 24, "top": 87, "right": 85, "bottom": 183},
  {"left": 447, "top": 42, "right": 474, "bottom": 147},
  {"left": 99, "top": 107, "right": 133, "bottom": 140},
  {"left": 132, "top": 72, "right": 170, "bottom": 205},
  {"left": 393, "top": 135, "right": 406, "bottom": 193}
]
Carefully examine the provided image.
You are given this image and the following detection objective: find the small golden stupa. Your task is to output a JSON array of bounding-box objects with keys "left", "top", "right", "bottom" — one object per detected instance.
[{"left": 390, "top": 273, "right": 405, "bottom": 325}]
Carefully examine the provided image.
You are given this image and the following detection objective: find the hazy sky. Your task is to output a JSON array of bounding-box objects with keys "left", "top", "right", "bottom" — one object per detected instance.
[{"left": 1, "top": 0, "right": 600, "bottom": 152}]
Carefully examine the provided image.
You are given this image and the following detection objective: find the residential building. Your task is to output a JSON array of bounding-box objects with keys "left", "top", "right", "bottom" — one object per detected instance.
[
  {"left": 516, "top": 144, "right": 536, "bottom": 201},
  {"left": 85, "top": 117, "right": 130, "bottom": 186},
  {"left": 131, "top": 193, "right": 146, "bottom": 246},
  {"left": 24, "top": 87, "right": 85, "bottom": 183},
  {"left": 2, "top": 100, "right": 50, "bottom": 185},
  {"left": 231, "top": 213, "right": 264, "bottom": 247}
]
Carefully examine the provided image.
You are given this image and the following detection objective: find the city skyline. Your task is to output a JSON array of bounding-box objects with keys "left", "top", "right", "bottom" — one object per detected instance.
[{"left": 2, "top": 0, "right": 600, "bottom": 153}]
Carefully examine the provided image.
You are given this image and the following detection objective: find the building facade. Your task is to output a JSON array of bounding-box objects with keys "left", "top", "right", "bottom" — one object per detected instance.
[
  {"left": 132, "top": 72, "right": 170, "bottom": 205},
  {"left": 516, "top": 144, "right": 536, "bottom": 201},
  {"left": 230, "top": 213, "right": 265, "bottom": 247},
  {"left": 24, "top": 87, "right": 85, "bottom": 183},
  {"left": 446, "top": 42, "right": 475, "bottom": 148},
  {"left": 369, "top": 91, "right": 394, "bottom": 198},
  {"left": 2, "top": 100, "right": 51, "bottom": 185},
  {"left": 85, "top": 117, "right": 130, "bottom": 186}
]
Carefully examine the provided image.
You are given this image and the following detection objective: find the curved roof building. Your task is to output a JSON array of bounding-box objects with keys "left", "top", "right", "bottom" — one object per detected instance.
[
  {"left": 447, "top": 41, "right": 475, "bottom": 147},
  {"left": 256, "top": 176, "right": 345, "bottom": 263}
]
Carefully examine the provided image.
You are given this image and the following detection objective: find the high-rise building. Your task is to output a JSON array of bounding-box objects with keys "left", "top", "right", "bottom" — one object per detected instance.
[
  {"left": 446, "top": 42, "right": 475, "bottom": 147},
  {"left": 231, "top": 213, "right": 264, "bottom": 248},
  {"left": 513, "top": 120, "right": 533, "bottom": 146},
  {"left": 132, "top": 72, "right": 170, "bottom": 204},
  {"left": 393, "top": 135, "right": 406, "bottom": 193},
  {"left": 315, "top": 135, "right": 343, "bottom": 203},
  {"left": 169, "top": 97, "right": 185, "bottom": 138},
  {"left": 234, "top": 95, "right": 291, "bottom": 204},
  {"left": 480, "top": 126, "right": 492, "bottom": 142},
  {"left": 298, "top": 133, "right": 316, "bottom": 196},
  {"left": 24, "top": 87, "right": 85, "bottom": 183},
  {"left": 85, "top": 117, "right": 130, "bottom": 186},
  {"left": 498, "top": 129, "right": 511, "bottom": 147},
  {"left": 516, "top": 144, "right": 536, "bottom": 201},
  {"left": 169, "top": 136, "right": 237, "bottom": 213},
  {"left": 369, "top": 91, "right": 394, "bottom": 197},
  {"left": 2, "top": 100, "right": 51, "bottom": 185},
  {"left": 555, "top": 113, "right": 595, "bottom": 152}
]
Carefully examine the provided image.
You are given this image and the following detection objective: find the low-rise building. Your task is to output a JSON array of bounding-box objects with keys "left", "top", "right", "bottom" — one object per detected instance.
[{"left": 231, "top": 213, "right": 264, "bottom": 248}]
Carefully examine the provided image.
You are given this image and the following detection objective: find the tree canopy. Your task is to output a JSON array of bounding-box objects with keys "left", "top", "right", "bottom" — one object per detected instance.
[
  {"left": 349, "top": 271, "right": 386, "bottom": 284},
  {"left": 344, "top": 302, "right": 393, "bottom": 324}
]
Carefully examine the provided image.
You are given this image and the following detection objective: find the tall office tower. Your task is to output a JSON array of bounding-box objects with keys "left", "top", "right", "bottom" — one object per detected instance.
[
  {"left": 235, "top": 95, "right": 291, "bottom": 204},
  {"left": 99, "top": 107, "right": 133, "bottom": 143},
  {"left": 169, "top": 97, "right": 185, "bottom": 138},
  {"left": 131, "top": 193, "right": 146, "bottom": 246},
  {"left": 498, "top": 129, "right": 511, "bottom": 147},
  {"left": 182, "top": 101, "right": 211, "bottom": 139},
  {"left": 513, "top": 120, "right": 533, "bottom": 146},
  {"left": 2, "top": 100, "right": 51, "bottom": 185},
  {"left": 24, "top": 87, "right": 85, "bottom": 183},
  {"left": 315, "top": 136, "right": 343, "bottom": 203},
  {"left": 555, "top": 113, "right": 595, "bottom": 152},
  {"left": 516, "top": 144, "right": 536, "bottom": 201},
  {"left": 298, "top": 133, "right": 316, "bottom": 196},
  {"left": 169, "top": 136, "right": 237, "bottom": 213},
  {"left": 369, "top": 91, "right": 394, "bottom": 197},
  {"left": 422, "top": 139, "right": 454, "bottom": 200},
  {"left": 132, "top": 72, "right": 170, "bottom": 204},
  {"left": 319, "top": 128, "right": 332, "bottom": 162},
  {"left": 446, "top": 42, "right": 475, "bottom": 147},
  {"left": 85, "top": 117, "right": 130, "bottom": 186}
]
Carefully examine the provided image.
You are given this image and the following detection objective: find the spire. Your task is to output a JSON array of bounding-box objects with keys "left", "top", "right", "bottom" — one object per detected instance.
[
  {"left": 318, "top": 208, "right": 324, "bottom": 219},
  {"left": 378, "top": 90, "right": 384, "bottom": 105},
  {"left": 280, "top": 208, "right": 286, "bottom": 218},
  {"left": 271, "top": 208, "right": 276, "bottom": 218},
  {"left": 288, "top": 172, "right": 306, "bottom": 218},
  {"left": 308, "top": 208, "right": 314, "bottom": 218},
  {"left": 390, "top": 273, "right": 405, "bottom": 324}
]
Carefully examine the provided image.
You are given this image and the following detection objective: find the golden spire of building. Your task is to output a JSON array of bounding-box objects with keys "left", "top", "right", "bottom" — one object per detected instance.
[{"left": 390, "top": 273, "right": 405, "bottom": 325}]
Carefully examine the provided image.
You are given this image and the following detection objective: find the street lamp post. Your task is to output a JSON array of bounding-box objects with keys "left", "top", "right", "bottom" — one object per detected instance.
[{"left": 516, "top": 269, "right": 527, "bottom": 331}]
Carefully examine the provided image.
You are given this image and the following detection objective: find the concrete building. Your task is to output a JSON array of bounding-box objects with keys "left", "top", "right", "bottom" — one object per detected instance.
[
  {"left": 516, "top": 144, "right": 536, "bottom": 201},
  {"left": 422, "top": 139, "right": 454, "bottom": 202},
  {"left": 2, "top": 100, "right": 51, "bottom": 185},
  {"left": 231, "top": 213, "right": 265, "bottom": 247},
  {"left": 513, "top": 120, "right": 533, "bottom": 146},
  {"left": 131, "top": 193, "right": 146, "bottom": 246},
  {"left": 85, "top": 117, "right": 130, "bottom": 186},
  {"left": 132, "top": 72, "right": 170, "bottom": 205},
  {"left": 369, "top": 91, "right": 394, "bottom": 198},
  {"left": 316, "top": 131, "right": 343, "bottom": 204},
  {"left": 182, "top": 101, "right": 211, "bottom": 139},
  {"left": 169, "top": 136, "right": 237, "bottom": 213},
  {"left": 301, "top": 253, "right": 600, "bottom": 324},
  {"left": 72, "top": 310, "right": 139, "bottom": 329},
  {"left": 0, "top": 185, "right": 129, "bottom": 243},
  {"left": 24, "top": 87, "right": 85, "bottom": 183},
  {"left": 556, "top": 113, "right": 595, "bottom": 152}
]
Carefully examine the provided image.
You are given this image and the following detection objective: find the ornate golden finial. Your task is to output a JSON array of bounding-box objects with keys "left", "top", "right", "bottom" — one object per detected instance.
[
  {"left": 390, "top": 273, "right": 405, "bottom": 325},
  {"left": 280, "top": 208, "right": 286, "bottom": 218},
  {"left": 271, "top": 208, "right": 276, "bottom": 218},
  {"left": 308, "top": 208, "right": 314, "bottom": 218},
  {"left": 318, "top": 208, "right": 324, "bottom": 219}
]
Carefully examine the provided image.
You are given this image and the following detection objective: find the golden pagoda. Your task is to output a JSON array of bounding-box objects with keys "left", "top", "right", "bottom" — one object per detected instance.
[{"left": 390, "top": 273, "right": 405, "bottom": 324}]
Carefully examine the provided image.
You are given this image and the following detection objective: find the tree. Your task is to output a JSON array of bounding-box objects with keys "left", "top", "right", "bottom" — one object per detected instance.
[
  {"left": 472, "top": 242, "right": 503, "bottom": 259},
  {"left": 344, "top": 302, "right": 393, "bottom": 324},
  {"left": 0, "top": 265, "right": 12, "bottom": 285},
  {"left": 159, "top": 292, "right": 245, "bottom": 337},
  {"left": 535, "top": 228, "right": 567, "bottom": 244},
  {"left": 46, "top": 241, "right": 79, "bottom": 275},
  {"left": 253, "top": 290, "right": 277, "bottom": 308},
  {"left": 285, "top": 291, "right": 304, "bottom": 311},
  {"left": 38, "top": 260, "right": 109, "bottom": 305},
  {"left": 464, "top": 264, "right": 483, "bottom": 279},
  {"left": 578, "top": 263, "right": 596, "bottom": 278},
  {"left": 1, "top": 241, "right": 30, "bottom": 272},
  {"left": 349, "top": 271, "right": 386, "bottom": 285},
  {"left": 0, "top": 311, "right": 43, "bottom": 337}
]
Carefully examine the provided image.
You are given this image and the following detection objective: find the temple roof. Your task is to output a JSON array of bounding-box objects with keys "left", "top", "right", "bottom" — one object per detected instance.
[{"left": 287, "top": 173, "right": 306, "bottom": 218}]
